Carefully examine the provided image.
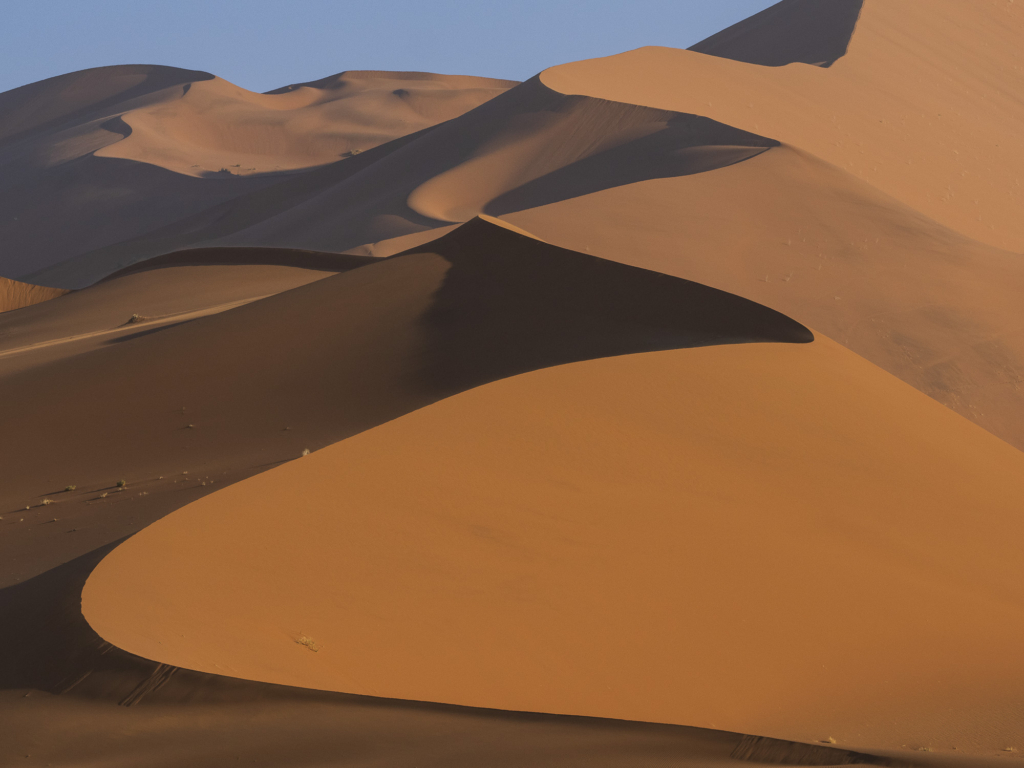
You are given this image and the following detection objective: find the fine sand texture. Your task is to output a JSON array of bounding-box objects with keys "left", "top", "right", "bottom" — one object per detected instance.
[
  {"left": 0, "top": 276, "right": 67, "bottom": 314},
  {"left": 83, "top": 333, "right": 1024, "bottom": 758}
]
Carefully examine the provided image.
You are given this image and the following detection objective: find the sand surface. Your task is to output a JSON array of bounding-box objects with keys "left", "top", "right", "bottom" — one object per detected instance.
[
  {"left": 1, "top": 66, "right": 514, "bottom": 281},
  {"left": 0, "top": 276, "right": 67, "bottom": 314},
  {"left": 503, "top": 146, "right": 1024, "bottom": 453},
  {"left": 547, "top": 0, "right": 1024, "bottom": 252},
  {"left": 83, "top": 334, "right": 1024, "bottom": 757},
  {"left": 3, "top": 1, "right": 1024, "bottom": 766}
]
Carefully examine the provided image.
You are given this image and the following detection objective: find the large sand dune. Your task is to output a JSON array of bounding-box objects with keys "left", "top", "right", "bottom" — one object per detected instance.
[
  {"left": 3, "top": 1, "right": 1023, "bottom": 766},
  {"left": 84, "top": 333, "right": 1024, "bottom": 755},
  {"left": 0, "top": 66, "right": 515, "bottom": 278},
  {"left": 503, "top": 146, "right": 1024, "bottom": 453},
  {"left": 0, "top": 218, "right": 807, "bottom": 585},
  {"left": 550, "top": 0, "right": 1024, "bottom": 251}
]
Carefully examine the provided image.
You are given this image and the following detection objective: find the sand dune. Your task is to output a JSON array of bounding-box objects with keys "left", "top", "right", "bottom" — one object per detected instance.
[
  {"left": 34, "top": 76, "right": 777, "bottom": 288},
  {"left": 0, "top": 276, "right": 67, "bottom": 314},
  {"left": 84, "top": 332, "right": 1024, "bottom": 756},
  {"left": 0, "top": 218, "right": 807, "bottom": 586},
  {"left": 547, "top": 0, "right": 1024, "bottom": 252},
  {"left": 503, "top": 145, "right": 1024, "bottom": 453},
  {"left": 4, "top": 2, "right": 1024, "bottom": 766},
  {"left": 1, "top": 66, "right": 515, "bottom": 279},
  {"left": 0, "top": 247, "right": 364, "bottom": 377},
  {"left": 31, "top": 14, "right": 1024, "bottom": 455}
]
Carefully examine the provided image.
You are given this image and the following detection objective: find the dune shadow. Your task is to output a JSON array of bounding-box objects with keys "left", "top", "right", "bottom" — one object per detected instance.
[
  {"left": 487, "top": 113, "right": 777, "bottom": 216},
  {"left": 410, "top": 217, "right": 812, "bottom": 397},
  {"left": 101, "top": 246, "right": 376, "bottom": 281},
  {"left": 690, "top": 0, "right": 865, "bottom": 68}
]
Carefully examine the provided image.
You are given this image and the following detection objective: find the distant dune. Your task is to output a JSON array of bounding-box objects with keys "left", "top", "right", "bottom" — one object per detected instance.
[{"left": 0, "top": 66, "right": 515, "bottom": 278}]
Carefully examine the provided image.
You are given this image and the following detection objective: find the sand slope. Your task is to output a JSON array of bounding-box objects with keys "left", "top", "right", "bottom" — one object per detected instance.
[
  {"left": 503, "top": 145, "right": 1024, "bottom": 453},
  {"left": 84, "top": 333, "right": 1024, "bottom": 757},
  {"left": 0, "top": 276, "right": 67, "bottom": 314},
  {"left": 0, "top": 218, "right": 807, "bottom": 586},
  {"left": 0, "top": 66, "right": 515, "bottom": 279},
  {"left": 34, "top": 75, "right": 777, "bottom": 287},
  {"left": 546, "top": 0, "right": 1024, "bottom": 252},
  {"left": 4, "top": 3, "right": 1024, "bottom": 765}
]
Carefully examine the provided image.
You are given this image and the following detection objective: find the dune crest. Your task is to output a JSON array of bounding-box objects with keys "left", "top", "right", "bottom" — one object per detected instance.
[
  {"left": 5, "top": 3, "right": 1024, "bottom": 765},
  {"left": 0, "top": 219, "right": 808, "bottom": 584},
  {"left": 39, "top": 74, "right": 776, "bottom": 287},
  {"left": 543, "top": 0, "right": 1024, "bottom": 252},
  {"left": 83, "top": 333, "right": 1024, "bottom": 754},
  {"left": 0, "top": 66, "right": 516, "bottom": 279}
]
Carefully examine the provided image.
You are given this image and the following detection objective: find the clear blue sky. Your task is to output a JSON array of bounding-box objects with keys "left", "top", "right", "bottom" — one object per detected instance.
[{"left": 0, "top": 0, "right": 777, "bottom": 94}]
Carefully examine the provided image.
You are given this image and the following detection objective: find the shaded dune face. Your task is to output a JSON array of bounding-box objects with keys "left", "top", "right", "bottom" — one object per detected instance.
[
  {"left": 0, "top": 65, "right": 212, "bottom": 145},
  {"left": 0, "top": 218, "right": 809, "bottom": 587},
  {"left": 412, "top": 217, "right": 812, "bottom": 393},
  {"left": 503, "top": 146, "right": 1024, "bottom": 453},
  {"left": 33, "top": 76, "right": 779, "bottom": 287},
  {"left": 0, "top": 66, "right": 516, "bottom": 282},
  {"left": 690, "top": 0, "right": 865, "bottom": 68},
  {"left": 402, "top": 77, "right": 777, "bottom": 223}
]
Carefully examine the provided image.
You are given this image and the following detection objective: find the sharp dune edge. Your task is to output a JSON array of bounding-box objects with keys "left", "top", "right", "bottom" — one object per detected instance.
[{"left": 3, "top": 2, "right": 1024, "bottom": 766}]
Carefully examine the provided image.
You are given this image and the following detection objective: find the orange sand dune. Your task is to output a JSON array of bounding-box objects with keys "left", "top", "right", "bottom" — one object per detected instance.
[
  {"left": 5, "top": 2, "right": 1024, "bottom": 765},
  {"left": 36, "top": 75, "right": 777, "bottom": 288},
  {"left": 96, "top": 69, "right": 518, "bottom": 177},
  {"left": 1, "top": 65, "right": 514, "bottom": 279},
  {"left": 503, "top": 145, "right": 1024, "bottom": 452},
  {"left": 0, "top": 218, "right": 807, "bottom": 586},
  {"left": 0, "top": 247, "right": 363, "bottom": 378},
  {"left": 84, "top": 334, "right": 1024, "bottom": 759},
  {"left": 0, "top": 276, "right": 67, "bottom": 314},
  {"left": 545, "top": 0, "right": 1024, "bottom": 251}
]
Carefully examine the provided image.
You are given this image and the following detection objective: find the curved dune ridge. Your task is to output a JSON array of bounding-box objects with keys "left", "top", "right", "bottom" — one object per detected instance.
[
  {"left": 502, "top": 145, "right": 1024, "bottom": 454},
  {"left": 0, "top": 218, "right": 808, "bottom": 584},
  {"left": 24, "top": 3, "right": 1024, "bottom": 456},
  {"left": 34, "top": 75, "right": 780, "bottom": 287},
  {"left": 83, "top": 332, "right": 1024, "bottom": 754},
  {"left": 0, "top": 65, "right": 516, "bottom": 278},
  {"left": 545, "top": 0, "right": 1024, "bottom": 252},
  {"left": 5, "top": 2, "right": 1024, "bottom": 766},
  {"left": 0, "top": 276, "right": 67, "bottom": 314}
]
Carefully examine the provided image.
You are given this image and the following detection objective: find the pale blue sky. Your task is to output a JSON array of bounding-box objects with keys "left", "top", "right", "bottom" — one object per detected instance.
[{"left": 0, "top": 1, "right": 777, "bottom": 94}]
